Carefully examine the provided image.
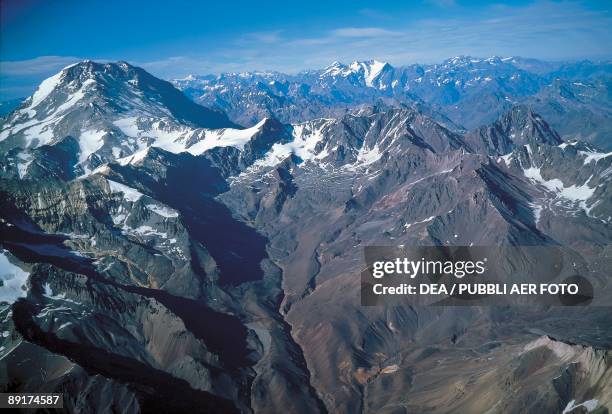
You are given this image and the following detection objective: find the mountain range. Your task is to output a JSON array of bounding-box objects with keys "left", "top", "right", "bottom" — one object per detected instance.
[
  {"left": 0, "top": 59, "right": 611, "bottom": 413},
  {"left": 173, "top": 56, "right": 612, "bottom": 150}
]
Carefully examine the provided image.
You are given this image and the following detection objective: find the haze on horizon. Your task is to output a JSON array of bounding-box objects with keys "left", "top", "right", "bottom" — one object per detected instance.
[{"left": 1, "top": 0, "right": 611, "bottom": 100}]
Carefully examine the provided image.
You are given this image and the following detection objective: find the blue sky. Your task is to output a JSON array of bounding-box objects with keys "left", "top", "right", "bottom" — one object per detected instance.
[{"left": 1, "top": 0, "right": 611, "bottom": 99}]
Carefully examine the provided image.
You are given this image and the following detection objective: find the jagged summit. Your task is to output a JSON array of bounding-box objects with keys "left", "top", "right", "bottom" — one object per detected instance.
[
  {"left": 320, "top": 59, "right": 392, "bottom": 87},
  {"left": 464, "top": 105, "right": 563, "bottom": 155}
]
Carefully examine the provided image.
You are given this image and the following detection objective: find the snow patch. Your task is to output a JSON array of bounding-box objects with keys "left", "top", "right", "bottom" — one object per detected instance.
[
  {"left": 107, "top": 179, "right": 143, "bottom": 202},
  {"left": 499, "top": 153, "right": 513, "bottom": 167},
  {"left": 559, "top": 141, "right": 579, "bottom": 149},
  {"left": 356, "top": 144, "right": 382, "bottom": 165},
  {"left": 530, "top": 203, "right": 543, "bottom": 224},
  {"left": 579, "top": 150, "right": 612, "bottom": 165},
  {"left": 188, "top": 119, "right": 266, "bottom": 153},
  {"left": 563, "top": 399, "right": 598, "bottom": 414},
  {"left": 131, "top": 226, "right": 168, "bottom": 239},
  {"left": 523, "top": 165, "right": 598, "bottom": 216},
  {"left": 523, "top": 166, "right": 596, "bottom": 202},
  {"left": 28, "top": 71, "right": 64, "bottom": 111},
  {"left": 54, "top": 78, "right": 95, "bottom": 114},
  {"left": 404, "top": 216, "right": 436, "bottom": 230},
  {"left": 117, "top": 148, "right": 150, "bottom": 165},
  {"left": 381, "top": 364, "right": 399, "bottom": 374},
  {"left": 147, "top": 204, "right": 179, "bottom": 218},
  {"left": 252, "top": 120, "right": 330, "bottom": 167},
  {"left": 16, "top": 152, "right": 34, "bottom": 179},
  {"left": 0, "top": 252, "right": 29, "bottom": 304},
  {"left": 79, "top": 130, "right": 106, "bottom": 164},
  {"left": 363, "top": 60, "right": 387, "bottom": 87},
  {"left": 112, "top": 117, "right": 266, "bottom": 156}
]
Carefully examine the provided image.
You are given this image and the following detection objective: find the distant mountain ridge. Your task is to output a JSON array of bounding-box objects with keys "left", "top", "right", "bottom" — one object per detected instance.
[{"left": 173, "top": 56, "right": 612, "bottom": 149}]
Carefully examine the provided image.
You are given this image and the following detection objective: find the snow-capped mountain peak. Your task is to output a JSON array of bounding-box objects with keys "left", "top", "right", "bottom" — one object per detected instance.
[
  {"left": 320, "top": 59, "right": 392, "bottom": 88},
  {"left": 0, "top": 61, "right": 239, "bottom": 175},
  {"left": 349, "top": 60, "right": 391, "bottom": 87},
  {"left": 321, "top": 61, "right": 351, "bottom": 77}
]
